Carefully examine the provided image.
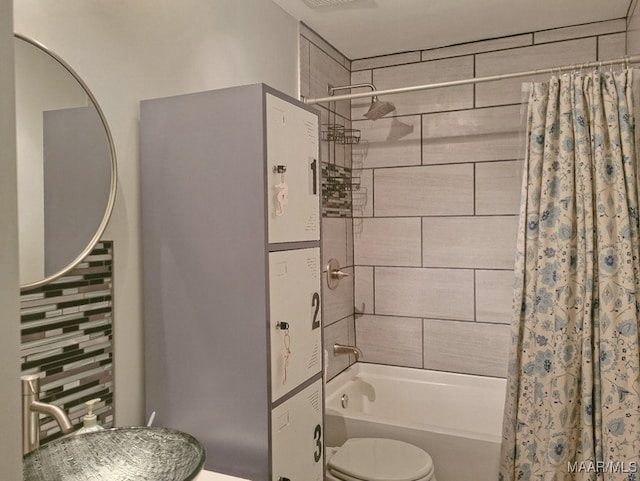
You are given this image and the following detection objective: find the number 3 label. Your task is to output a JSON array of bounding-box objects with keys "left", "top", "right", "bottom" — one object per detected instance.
[{"left": 313, "top": 424, "right": 322, "bottom": 463}]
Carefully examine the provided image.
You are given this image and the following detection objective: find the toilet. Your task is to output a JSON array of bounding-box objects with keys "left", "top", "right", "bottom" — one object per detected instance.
[{"left": 326, "top": 438, "right": 436, "bottom": 481}]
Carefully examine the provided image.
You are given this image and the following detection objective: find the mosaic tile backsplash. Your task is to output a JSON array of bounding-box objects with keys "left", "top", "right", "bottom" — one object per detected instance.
[
  {"left": 322, "top": 162, "right": 354, "bottom": 217},
  {"left": 20, "top": 240, "right": 114, "bottom": 444}
]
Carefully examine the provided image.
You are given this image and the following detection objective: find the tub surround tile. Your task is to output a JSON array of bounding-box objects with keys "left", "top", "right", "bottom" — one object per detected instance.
[
  {"left": 359, "top": 56, "right": 474, "bottom": 117},
  {"left": 301, "top": 22, "right": 350, "bottom": 70},
  {"left": 475, "top": 270, "right": 516, "bottom": 324},
  {"left": 475, "top": 38, "right": 596, "bottom": 107},
  {"left": 354, "top": 266, "right": 374, "bottom": 315},
  {"left": 597, "top": 33, "right": 626, "bottom": 61},
  {"left": 421, "top": 34, "right": 533, "bottom": 61},
  {"left": 324, "top": 317, "right": 354, "bottom": 380},
  {"left": 306, "top": 19, "right": 614, "bottom": 380},
  {"left": 374, "top": 164, "right": 473, "bottom": 217},
  {"left": 352, "top": 169, "right": 373, "bottom": 218},
  {"left": 533, "top": 19, "right": 625, "bottom": 44},
  {"left": 309, "top": 43, "right": 351, "bottom": 119},
  {"left": 351, "top": 115, "right": 422, "bottom": 169},
  {"left": 356, "top": 315, "right": 423, "bottom": 368},
  {"left": 352, "top": 51, "right": 421, "bottom": 71},
  {"left": 322, "top": 217, "right": 350, "bottom": 267},
  {"left": 475, "top": 160, "right": 524, "bottom": 215},
  {"left": 300, "top": 37, "right": 311, "bottom": 99},
  {"left": 354, "top": 218, "right": 422, "bottom": 267},
  {"left": 423, "top": 319, "right": 510, "bottom": 377},
  {"left": 351, "top": 69, "right": 373, "bottom": 87},
  {"left": 422, "top": 105, "right": 523, "bottom": 165},
  {"left": 375, "top": 267, "right": 474, "bottom": 321},
  {"left": 422, "top": 216, "right": 519, "bottom": 269},
  {"left": 323, "top": 266, "right": 354, "bottom": 324}
]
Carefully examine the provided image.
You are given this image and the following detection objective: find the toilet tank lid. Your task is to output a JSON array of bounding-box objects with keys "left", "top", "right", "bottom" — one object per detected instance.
[{"left": 328, "top": 438, "right": 434, "bottom": 481}]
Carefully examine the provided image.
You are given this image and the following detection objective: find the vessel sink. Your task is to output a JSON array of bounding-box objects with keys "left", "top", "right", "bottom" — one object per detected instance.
[{"left": 23, "top": 427, "right": 205, "bottom": 481}]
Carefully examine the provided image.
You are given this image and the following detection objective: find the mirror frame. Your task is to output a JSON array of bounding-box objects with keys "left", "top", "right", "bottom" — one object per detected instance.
[{"left": 16, "top": 33, "right": 118, "bottom": 291}]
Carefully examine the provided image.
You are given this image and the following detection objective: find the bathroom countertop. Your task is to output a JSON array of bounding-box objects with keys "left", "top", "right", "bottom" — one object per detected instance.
[{"left": 195, "top": 470, "right": 249, "bottom": 481}]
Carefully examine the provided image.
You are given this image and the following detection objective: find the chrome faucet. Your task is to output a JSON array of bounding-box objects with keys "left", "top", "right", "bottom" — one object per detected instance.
[
  {"left": 22, "top": 374, "right": 74, "bottom": 455},
  {"left": 334, "top": 343, "right": 363, "bottom": 361}
]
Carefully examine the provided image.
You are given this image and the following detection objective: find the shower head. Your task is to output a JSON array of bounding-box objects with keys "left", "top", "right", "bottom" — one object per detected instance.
[
  {"left": 364, "top": 96, "right": 396, "bottom": 121},
  {"left": 327, "top": 83, "right": 396, "bottom": 121}
]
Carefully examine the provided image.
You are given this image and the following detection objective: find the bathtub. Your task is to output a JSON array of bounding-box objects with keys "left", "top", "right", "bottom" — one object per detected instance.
[{"left": 325, "top": 363, "right": 507, "bottom": 481}]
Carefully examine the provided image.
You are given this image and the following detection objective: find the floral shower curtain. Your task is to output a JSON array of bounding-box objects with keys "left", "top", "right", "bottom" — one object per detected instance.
[{"left": 500, "top": 69, "right": 640, "bottom": 481}]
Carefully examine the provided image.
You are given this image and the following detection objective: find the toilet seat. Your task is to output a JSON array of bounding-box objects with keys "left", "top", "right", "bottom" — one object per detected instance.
[{"left": 327, "top": 438, "right": 435, "bottom": 481}]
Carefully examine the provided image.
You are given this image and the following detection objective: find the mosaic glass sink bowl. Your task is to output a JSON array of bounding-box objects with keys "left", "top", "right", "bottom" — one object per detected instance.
[{"left": 23, "top": 427, "right": 205, "bottom": 481}]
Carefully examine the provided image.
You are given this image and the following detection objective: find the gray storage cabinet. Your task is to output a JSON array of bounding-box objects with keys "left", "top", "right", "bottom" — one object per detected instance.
[{"left": 140, "top": 84, "right": 324, "bottom": 481}]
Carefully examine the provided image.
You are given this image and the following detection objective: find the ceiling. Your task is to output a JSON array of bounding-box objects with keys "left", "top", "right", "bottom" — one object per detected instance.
[{"left": 271, "top": 0, "right": 635, "bottom": 60}]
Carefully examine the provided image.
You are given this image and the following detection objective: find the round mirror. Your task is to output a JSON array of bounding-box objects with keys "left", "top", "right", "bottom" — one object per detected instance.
[{"left": 15, "top": 34, "right": 117, "bottom": 290}]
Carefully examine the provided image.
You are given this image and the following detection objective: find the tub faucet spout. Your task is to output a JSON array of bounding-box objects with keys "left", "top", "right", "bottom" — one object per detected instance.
[
  {"left": 334, "top": 343, "right": 363, "bottom": 361},
  {"left": 22, "top": 374, "right": 74, "bottom": 455}
]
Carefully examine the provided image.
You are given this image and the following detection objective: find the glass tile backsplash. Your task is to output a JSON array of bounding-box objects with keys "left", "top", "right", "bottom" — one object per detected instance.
[{"left": 20, "top": 240, "right": 114, "bottom": 444}]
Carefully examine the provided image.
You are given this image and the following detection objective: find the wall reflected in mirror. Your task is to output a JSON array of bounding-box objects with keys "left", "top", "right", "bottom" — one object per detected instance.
[{"left": 15, "top": 35, "right": 115, "bottom": 288}]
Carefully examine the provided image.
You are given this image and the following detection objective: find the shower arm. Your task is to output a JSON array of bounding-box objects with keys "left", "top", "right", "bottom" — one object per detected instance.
[
  {"left": 303, "top": 54, "right": 640, "bottom": 105},
  {"left": 328, "top": 83, "right": 377, "bottom": 97}
]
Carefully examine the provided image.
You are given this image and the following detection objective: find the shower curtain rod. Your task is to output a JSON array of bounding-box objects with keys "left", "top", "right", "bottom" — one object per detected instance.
[{"left": 302, "top": 54, "right": 640, "bottom": 105}]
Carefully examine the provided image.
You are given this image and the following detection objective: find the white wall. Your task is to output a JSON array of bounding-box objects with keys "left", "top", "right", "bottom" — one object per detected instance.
[
  {"left": 14, "top": 0, "right": 299, "bottom": 426},
  {"left": 0, "top": 0, "right": 22, "bottom": 477}
]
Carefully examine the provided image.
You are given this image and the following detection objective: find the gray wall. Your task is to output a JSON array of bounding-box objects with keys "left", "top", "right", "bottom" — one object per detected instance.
[
  {"left": 0, "top": 0, "right": 22, "bottom": 478},
  {"left": 14, "top": 0, "right": 300, "bottom": 425}
]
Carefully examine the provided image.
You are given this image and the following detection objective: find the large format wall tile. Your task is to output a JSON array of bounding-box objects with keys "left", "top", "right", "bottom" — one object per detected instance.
[
  {"left": 423, "top": 319, "right": 510, "bottom": 377},
  {"left": 475, "top": 160, "right": 524, "bottom": 215},
  {"left": 352, "top": 57, "right": 474, "bottom": 118},
  {"left": 322, "top": 217, "right": 350, "bottom": 268},
  {"left": 375, "top": 267, "right": 474, "bottom": 320},
  {"left": 324, "top": 316, "right": 355, "bottom": 379},
  {"left": 308, "top": 19, "right": 614, "bottom": 380},
  {"left": 309, "top": 42, "right": 351, "bottom": 119},
  {"left": 422, "top": 105, "right": 523, "bottom": 164},
  {"left": 354, "top": 266, "right": 374, "bottom": 315},
  {"left": 598, "top": 33, "right": 626, "bottom": 61},
  {"left": 533, "top": 19, "right": 624, "bottom": 44},
  {"left": 475, "top": 270, "right": 515, "bottom": 324},
  {"left": 356, "top": 314, "right": 423, "bottom": 368},
  {"left": 476, "top": 38, "right": 596, "bottom": 107},
  {"left": 352, "top": 169, "right": 373, "bottom": 218},
  {"left": 422, "top": 216, "right": 519, "bottom": 269},
  {"left": 354, "top": 218, "right": 422, "bottom": 267},
  {"left": 352, "top": 115, "right": 422, "bottom": 168},
  {"left": 374, "top": 164, "right": 473, "bottom": 216},
  {"left": 421, "top": 34, "right": 532, "bottom": 61},
  {"left": 352, "top": 51, "right": 421, "bottom": 71},
  {"left": 323, "top": 266, "right": 354, "bottom": 324}
]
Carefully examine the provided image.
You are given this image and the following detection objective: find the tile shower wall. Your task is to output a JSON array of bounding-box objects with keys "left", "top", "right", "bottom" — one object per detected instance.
[
  {"left": 20, "top": 240, "right": 114, "bottom": 444},
  {"left": 351, "top": 19, "right": 626, "bottom": 378},
  {"left": 300, "top": 24, "right": 356, "bottom": 380}
]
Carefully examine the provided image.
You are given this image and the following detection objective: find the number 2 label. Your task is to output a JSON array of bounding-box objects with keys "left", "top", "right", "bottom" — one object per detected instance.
[{"left": 311, "top": 292, "right": 320, "bottom": 330}]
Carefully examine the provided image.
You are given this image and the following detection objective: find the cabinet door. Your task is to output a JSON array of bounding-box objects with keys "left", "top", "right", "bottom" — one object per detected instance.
[
  {"left": 272, "top": 379, "right": 324, "bottom": 481},
  {"left": 269, "top": 248, "right": 322, "bottom": 401},
  {"left": 266, "top": 93, "right": 320, "bottom": 244}
]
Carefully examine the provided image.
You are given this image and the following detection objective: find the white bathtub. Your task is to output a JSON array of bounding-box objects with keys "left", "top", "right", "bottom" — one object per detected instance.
[{"left": 325, "top": 363, "right": 507, "bottom": 481}]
